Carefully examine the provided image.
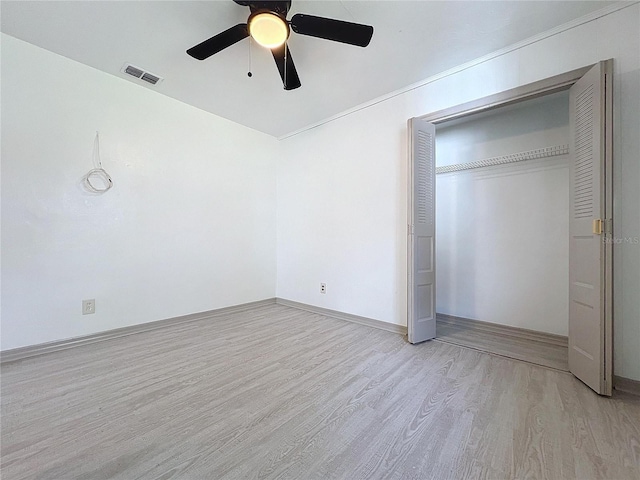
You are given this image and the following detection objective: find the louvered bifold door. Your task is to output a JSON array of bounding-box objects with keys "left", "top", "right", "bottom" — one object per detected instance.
[
  {"left": 408, "top": 118, "right": 436, "bottom": 344},
  {"left": 568, "top": 61, "right": 612, "bottom": 396}
]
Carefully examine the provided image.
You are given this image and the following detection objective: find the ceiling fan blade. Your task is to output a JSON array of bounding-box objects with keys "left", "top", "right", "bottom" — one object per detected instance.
[
  {"left": 290, "top": 14, "right": 373, "bottom": 47},
  {"left": 187, "top": 24, "right": 248, "bottom": 60},
  {"left": 271, "top": 43, "right": 301, "bottom": 90}
]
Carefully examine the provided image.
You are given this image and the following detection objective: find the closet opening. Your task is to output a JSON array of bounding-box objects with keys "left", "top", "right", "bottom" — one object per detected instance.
[
  {"left": 407, "top": 61, "right": 613, "bottom": 395},
  {"left": 434, "top": 90, "right": 571, "bottom": 371}
]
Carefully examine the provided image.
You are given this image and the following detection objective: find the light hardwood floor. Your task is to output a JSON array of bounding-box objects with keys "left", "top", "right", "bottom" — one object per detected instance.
[{"left": 2, "top": 304, "right": 639, "bottom": 480}]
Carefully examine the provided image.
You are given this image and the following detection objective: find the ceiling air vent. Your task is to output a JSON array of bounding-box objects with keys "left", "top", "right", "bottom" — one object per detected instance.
[
  {"left": 141, "top": 72, "right": 161, "bottom": 85},
  {"left": 121, "top": 63, "right": 163, "bottom": 86}
]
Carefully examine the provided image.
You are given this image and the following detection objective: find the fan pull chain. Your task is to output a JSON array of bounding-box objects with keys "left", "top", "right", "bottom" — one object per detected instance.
[
  {"left": 247, "top": 37, "right": 253, "bottom": 78},
  {"left": 284, "top": 43, "right": 288, "bottom": 89}
]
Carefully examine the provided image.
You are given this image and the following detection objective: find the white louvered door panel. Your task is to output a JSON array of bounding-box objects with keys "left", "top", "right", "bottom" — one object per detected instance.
[
  {"left": 408, "top": 118, "right": 436, "bottom": 343},
  {"left": 568, "top": 61, "right": 611, "bottom": 395}
]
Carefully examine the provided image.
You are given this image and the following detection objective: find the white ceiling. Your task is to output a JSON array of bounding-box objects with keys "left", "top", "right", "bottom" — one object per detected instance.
[{"left": 1, "top": 1, "right": 621, "bottom": 137}]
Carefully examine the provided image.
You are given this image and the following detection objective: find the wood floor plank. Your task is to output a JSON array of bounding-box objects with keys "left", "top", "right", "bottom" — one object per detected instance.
[{"left": 2, "top": 304, "right": 639, "bottom": 480}]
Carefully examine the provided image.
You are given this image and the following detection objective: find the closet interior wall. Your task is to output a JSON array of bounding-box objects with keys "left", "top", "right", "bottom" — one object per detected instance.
[{"left": 435, "top": 91, "right": 571, "bottom": 336}]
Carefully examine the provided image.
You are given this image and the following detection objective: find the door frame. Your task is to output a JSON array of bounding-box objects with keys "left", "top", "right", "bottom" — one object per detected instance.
[
  {"left": 408, "top": 62, "right": 613, "bottom": 391},
  {"left": 417, "top": 65, "right": 592, "bottom": 125}
]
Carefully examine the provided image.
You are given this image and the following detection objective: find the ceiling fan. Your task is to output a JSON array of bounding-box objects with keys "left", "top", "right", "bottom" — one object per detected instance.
[{"left": 186, "top": 0, "right": 374, "bottom": 90}]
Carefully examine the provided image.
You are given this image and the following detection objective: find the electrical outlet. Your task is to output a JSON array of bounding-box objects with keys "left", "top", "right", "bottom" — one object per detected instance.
[
  {"left": 320, "top": 283, "right": 326, "bottom": 294},
  {"left": 82, "top": 299, "right": 95, "bottom": 315}
]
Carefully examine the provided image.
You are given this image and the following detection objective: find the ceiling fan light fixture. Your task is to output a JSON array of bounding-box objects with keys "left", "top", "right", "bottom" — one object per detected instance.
[{"left": 249, "top": 12, "right": 289, "bottom": 48}]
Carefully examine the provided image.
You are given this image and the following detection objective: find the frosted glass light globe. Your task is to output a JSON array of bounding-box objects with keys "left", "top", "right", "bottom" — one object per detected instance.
[{"left": 249, "top": 12, "right": 289, "bottom": 48}]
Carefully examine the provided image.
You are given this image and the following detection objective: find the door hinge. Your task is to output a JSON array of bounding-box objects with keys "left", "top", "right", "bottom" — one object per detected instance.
[
  {"left": 593, "top": 219, "right": 603, "bottom": 235},
  {"left": 408, "top": 224, "right": 414, "bottom": 235},
  {"left": 605, "top": 218, "right": 613, "bottom": 235}
]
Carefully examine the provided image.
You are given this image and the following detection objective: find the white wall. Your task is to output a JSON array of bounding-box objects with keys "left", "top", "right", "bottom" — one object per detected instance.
[
  {"left": 1, "top": 34, "right": 278, "bottom": 350},
  {"left": 436, "top": 92, "right": 570, "bottom": 335},
  {"left": 435, "top": 91, "right": 570, "bottom": 167},
  {"left": 276, "top": 5, "right": 640, "bottom": 380}
]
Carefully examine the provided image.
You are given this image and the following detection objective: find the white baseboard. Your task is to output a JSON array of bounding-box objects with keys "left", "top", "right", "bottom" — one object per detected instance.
[
  {"left": 276, "top": 298, "right": 407, "bottom": 336},
  {"left": 0, "top": 298, "right": 278, "bottom": 364},
  {"left": 614, "top": 375, "right": 640, "bottom": 396},
  {"left": 436, "top": 313, "right": 568, "bottom": 347}
]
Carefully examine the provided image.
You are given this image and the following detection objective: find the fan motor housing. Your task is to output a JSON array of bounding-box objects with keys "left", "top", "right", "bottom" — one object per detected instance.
[{"left": 234, "top": 1, "right": 291, "bottom": 17}]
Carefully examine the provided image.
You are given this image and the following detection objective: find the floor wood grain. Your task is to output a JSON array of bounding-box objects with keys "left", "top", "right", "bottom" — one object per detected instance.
[{"left": 2, "top": 304, "right": 639, "bottom": 479}]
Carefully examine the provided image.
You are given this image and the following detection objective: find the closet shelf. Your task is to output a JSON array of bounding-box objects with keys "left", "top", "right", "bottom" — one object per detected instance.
[{"left": 435, "top": 144, "right": 569, "bottom": 174}]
